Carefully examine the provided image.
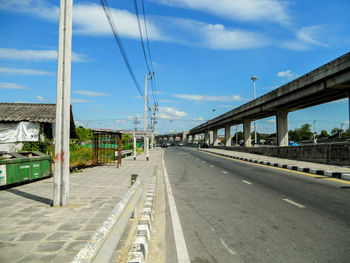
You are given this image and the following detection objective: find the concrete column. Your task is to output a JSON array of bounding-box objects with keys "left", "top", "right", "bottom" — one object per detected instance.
[
  {"left": 243, "top": 119, "right": 252, "bottom": 147},
  {"left": 276, "top": 111, "right": 289, "bottom": 146},
  {"left": 204, "top": 130, "right": 210, "bottom": 145},
  {"left": 225, "top": 125, "right": 232, "bottom": 146},
  {"left": 213, "top": 128, "right": 219, "bottom": 146},
  {"left": 182, "top": 131, "right": 189, "bottom": 145}
]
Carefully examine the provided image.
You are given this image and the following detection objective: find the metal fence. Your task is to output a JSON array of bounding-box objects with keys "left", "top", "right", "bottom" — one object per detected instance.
[{"left": 92, "top": 131, "right": 122, "bottom": 167}]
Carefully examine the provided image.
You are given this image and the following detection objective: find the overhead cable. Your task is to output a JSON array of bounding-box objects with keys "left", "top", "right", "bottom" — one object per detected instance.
[
  {"left": 133, "top": 0, "right": 152, "bottom": 74},
  {"left": 99, "top": 0, "right": 144, "bottom": 98}
]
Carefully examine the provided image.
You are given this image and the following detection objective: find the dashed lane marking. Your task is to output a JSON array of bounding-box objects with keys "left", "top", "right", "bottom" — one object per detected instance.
[
  {"left": 220, "top": 238, "right": 235, "bottom": 255},
  {"left": 210, "top": 165, "right": 214, "bottom": 168},
  {"left": 242, "top": 180, "right": 252, "bottom": 185},
  {"left": 222, "top": 171, "right": 228, "bottom": 174},
  {"left": 283, "top": 198, "right": 305, "bottom": 208}
]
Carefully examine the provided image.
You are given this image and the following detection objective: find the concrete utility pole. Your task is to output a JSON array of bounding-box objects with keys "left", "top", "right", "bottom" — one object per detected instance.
[
  {"left": 251, "top": 76, "right": 258, "bottom": 145},
  {"left": 133, "top": 117, "right": 140, "bottom": 131},
  {"left": 150, "top": 104, "right": 158, "bottom": 150},
  {"left": 144, "top": 74, "right": 150, "bottom": 161},
  {"left": 53, "top": 0, "right": 73, "bottom": 206}
]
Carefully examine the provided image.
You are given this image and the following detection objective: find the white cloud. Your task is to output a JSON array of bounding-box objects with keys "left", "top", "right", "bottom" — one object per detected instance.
[
  {"left": 0, "top": 47, "right": 87, "bottom": 62},
  {"left": 173, "top": 94, "right": 244, "bottom": 102},
  {"left": 36, "top": 95, "right": 45, "bottom": 101},
  {"left": 151, "top": 0, "right": 290, "bottom": 25},
  {"left": 281, "top": 26, "right": 328, "bottom": 51},
  {"left": 158, "top": 107, "right": 187, "bottom": 119},
  {"left": 0, "top": 82, "right": 30, "bottom": 90},
  {"left": 266, "top": 119, "right": 276, "bottom": 123},
  {"left": 158, "top": 99, "right": 179, "bottom": 103},
  {"left": 0, "top": 0, "right": 58, "bottom": 20},
  {"left": 194, "top": 117, "right": 204, "bottom": 121},
  {"left": 218, "top": 105, "right": 233, "bottom": 109},
  {"left": 73, "top": 4, "right": 166, "bottom": 41},
  {"left": 73, "top": 90, "right": 110, "bottom": 97},
  {"left": 0, "top": 67, "right": 53, "bottom": 75},
  {"left": 277, "top": 70, "right": 298, "bottom": 80},
  {"left": 166, "top": 18, "right": 268, "bottom": 50},
  {"left": 71, "top": 98, "right": 91, "bottom": 103}
]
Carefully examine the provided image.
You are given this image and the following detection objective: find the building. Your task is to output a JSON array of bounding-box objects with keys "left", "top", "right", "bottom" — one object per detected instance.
[{"left": 0, "top": 103, "right": 75, "bottom": 152}]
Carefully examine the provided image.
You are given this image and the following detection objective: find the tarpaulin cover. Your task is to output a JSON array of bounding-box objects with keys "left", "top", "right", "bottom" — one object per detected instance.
[{"left": 0, "top": 121, "right": 39, "bottom": 143}]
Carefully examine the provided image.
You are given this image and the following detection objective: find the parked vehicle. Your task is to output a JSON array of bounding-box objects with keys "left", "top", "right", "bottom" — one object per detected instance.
[{"left": 200, "top": 142, "right": 209, "bottom": 148}]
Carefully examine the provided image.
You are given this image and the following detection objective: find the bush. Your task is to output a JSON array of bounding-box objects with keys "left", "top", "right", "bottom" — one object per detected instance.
[{"left": 70, "top": 147, "right": 92, "bottom": 166}]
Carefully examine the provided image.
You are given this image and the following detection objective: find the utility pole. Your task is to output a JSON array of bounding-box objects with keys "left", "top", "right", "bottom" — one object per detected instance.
[
  {"left": 144, "top": 74, "right": 151, "bottom": 161},
  {"left": 53, "top": 0, "right": 73, "bottom": 206},
  {"left": 150, "top": 104, "right": 158, "bottom": 150},
  {"left": 251, "top": 76, "right": 258, "bottom": 145},
  {"left": 133, "top": 117, "right": 140, "bottom": 131},
  {"left": 236, "top": 125, "right": 238, "bottom": 145}
]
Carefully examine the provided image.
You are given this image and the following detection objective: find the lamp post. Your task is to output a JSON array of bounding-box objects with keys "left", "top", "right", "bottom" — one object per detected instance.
[{"left": 251, "top": 76, "right": 258, "bottom": 145}]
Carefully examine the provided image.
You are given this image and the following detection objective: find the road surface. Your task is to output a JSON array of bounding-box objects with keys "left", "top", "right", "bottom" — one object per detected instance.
[{"left": 162, "top": 147, "right": 350, "bottom": 263}]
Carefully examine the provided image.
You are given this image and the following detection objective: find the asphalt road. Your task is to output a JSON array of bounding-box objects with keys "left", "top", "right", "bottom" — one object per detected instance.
[{"left": 163, "top": 147, "right": 350, "bottom": 263}]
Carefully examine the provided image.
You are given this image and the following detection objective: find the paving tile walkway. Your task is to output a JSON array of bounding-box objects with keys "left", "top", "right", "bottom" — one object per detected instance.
[{"left": 0, "top": 149, "right": 161, "bottom": 263}]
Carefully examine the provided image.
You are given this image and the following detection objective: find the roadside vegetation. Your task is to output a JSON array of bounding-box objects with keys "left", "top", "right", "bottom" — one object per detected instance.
[{"left": 21, "top": 126, "right": 138, "bottom": 167}]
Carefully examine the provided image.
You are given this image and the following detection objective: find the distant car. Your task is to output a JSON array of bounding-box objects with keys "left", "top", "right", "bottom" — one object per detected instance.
[
  {"left": 162, "top": 143, "right": 168, "bottom": 148},
  {"left": 200, "top": 142, "right": 209, "bottom": 148}
]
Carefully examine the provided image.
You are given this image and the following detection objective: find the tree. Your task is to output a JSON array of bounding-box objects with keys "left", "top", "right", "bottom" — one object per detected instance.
[
  {"left": 331, "top": 127, "right": 343, "bottom": 138},
  {"left": 75, "top": 126, "right": 93, "bottom": 144},
  {"left": 319, "top": 130, "right": 330, "bottom": 138},
  {"left": 122, "top": 134, "right": 131, "bottom": 144},
  {"left": 289, "top": 123, "right": 313, "bottom": 142}
]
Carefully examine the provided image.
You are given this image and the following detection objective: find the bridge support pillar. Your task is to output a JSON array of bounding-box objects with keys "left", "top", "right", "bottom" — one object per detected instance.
[
  {"left": 182, "top": 131, "right": 189, "bottom": 145},
  {"left": 225, "top": 125, "right": 231, "bottom": 146},
  {"left": 243, "top": 119, "right": 252, "bottom": 147},
  {"left": 276, "top": 111, "right": 289, "bottom": 146},
  {"left": 204, "top": 130, "right": 210, "bottom": 145},
  {"left": 213, "top": 129, "right": 219, "bottom": 146}
]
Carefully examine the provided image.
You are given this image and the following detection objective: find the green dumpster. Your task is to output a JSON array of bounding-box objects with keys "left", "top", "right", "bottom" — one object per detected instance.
[{"left": 0, "top": 151, "right": 52, "bottom": 186}]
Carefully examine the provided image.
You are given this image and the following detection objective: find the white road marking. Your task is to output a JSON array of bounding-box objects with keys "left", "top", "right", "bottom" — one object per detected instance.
[
  {"left": 220, "top": 238, "right": 235, "bottom": 255},
  {"left": 283, "top": 198, "right": 305, "bottom": 208},
  {"left": 210, "top": 165, "right": 214, "bottom": 168},
  {"left": 242, "top": 180, "right": 252, "bottom": 185},
  {"left": 222, "top": 171, "right": 228, "bottom": 174},
  {"left": 196, "top": 158, "right": 199, "bottom": 160},
  {"left": 211, "top": 227, "right": 215, "bottom": 232},
  {"left": 202, "top": 161, "right": 206, "bottom": 164},
  {"left": 162, "top": 157, "right": 191, "bottom": 263}
]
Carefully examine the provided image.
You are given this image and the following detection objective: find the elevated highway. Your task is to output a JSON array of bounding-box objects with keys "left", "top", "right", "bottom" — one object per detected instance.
[{"left": 188, "top": 52, "right": 350, "bottom": 146}]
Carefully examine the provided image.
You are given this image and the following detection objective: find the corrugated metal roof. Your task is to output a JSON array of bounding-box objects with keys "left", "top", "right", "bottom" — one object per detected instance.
[{"left": 0, "top": 103, "right": 57, "bottom": 123}]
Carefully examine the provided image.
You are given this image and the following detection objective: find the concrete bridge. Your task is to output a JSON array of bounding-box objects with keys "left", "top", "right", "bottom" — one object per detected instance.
[{"left": 185, "top": 52, "right": 350, "bottom": 147}]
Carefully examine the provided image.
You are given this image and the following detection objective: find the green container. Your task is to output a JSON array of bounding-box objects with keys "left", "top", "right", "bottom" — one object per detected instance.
[{"left": 0, "top": 151, "right": 52, "bottom": 186}]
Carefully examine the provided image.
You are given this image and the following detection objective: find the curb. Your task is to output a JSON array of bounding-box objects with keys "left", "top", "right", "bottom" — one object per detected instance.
[
  {"left": 72, "top": 179, "right": 143, "bottom": 263},
  {"left": 198, "top": 149, "right": 350, "bottom": 182},
  {"left": 126, "top": 178, "right": 157, "bottom": 263}
]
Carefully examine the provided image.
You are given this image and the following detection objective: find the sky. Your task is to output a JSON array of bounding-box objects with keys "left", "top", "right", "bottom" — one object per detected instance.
[{"left": 1, "top": 0, "right": 350, "bottom": 135}]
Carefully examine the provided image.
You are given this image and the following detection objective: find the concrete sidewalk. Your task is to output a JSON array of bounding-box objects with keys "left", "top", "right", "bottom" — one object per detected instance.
[
  {"left": 198, "top": 147, "right": 350, "bottom": 181},
  {"left": 0, "top": 149, "right": 161, "bottom": 263}
]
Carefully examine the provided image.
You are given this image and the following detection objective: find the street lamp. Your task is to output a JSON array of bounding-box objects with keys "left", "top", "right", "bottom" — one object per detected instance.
[{"left": 251, "top": 76, "right": 258, "bottom": 145}]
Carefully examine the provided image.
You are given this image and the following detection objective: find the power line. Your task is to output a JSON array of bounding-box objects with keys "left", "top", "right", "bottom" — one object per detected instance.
[
  {"left": 140, "top": 0, "right": 154, "bottom": 73},
  {"left": 132, "top": 0, "right": 151, "bottom": 74},
  {"left": 99, "top": 0, "right": 144, "bottom": 98}
]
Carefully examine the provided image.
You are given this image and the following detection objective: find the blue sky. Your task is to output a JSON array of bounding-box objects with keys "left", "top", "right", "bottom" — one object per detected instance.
[{"left": 1, "top": 0, "right": 350, "bottom": 135}]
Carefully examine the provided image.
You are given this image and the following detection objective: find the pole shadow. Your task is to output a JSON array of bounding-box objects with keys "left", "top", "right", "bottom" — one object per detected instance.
[{"left": 6, "top": 188, "right": 53, "bottom": 206}]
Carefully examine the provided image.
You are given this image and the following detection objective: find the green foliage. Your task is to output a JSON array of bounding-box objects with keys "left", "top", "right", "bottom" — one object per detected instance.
[
  {"left": 122, "top": 134, "right": 131, "bottom": 144},
  {"left": 70, "top": 147, "right": 92, "bottom": 166},
  {"left": 22, "top": 138, "right": 53, "bottom": 156},
  {"left": 289, "top": 123, "right": 313, "bottom": 142},
  {"left": 319, "top": 130, "right": 330, "bottom": 138},
  {"left": 75, "top": 126, "right": 93, "bottom": 144}
]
